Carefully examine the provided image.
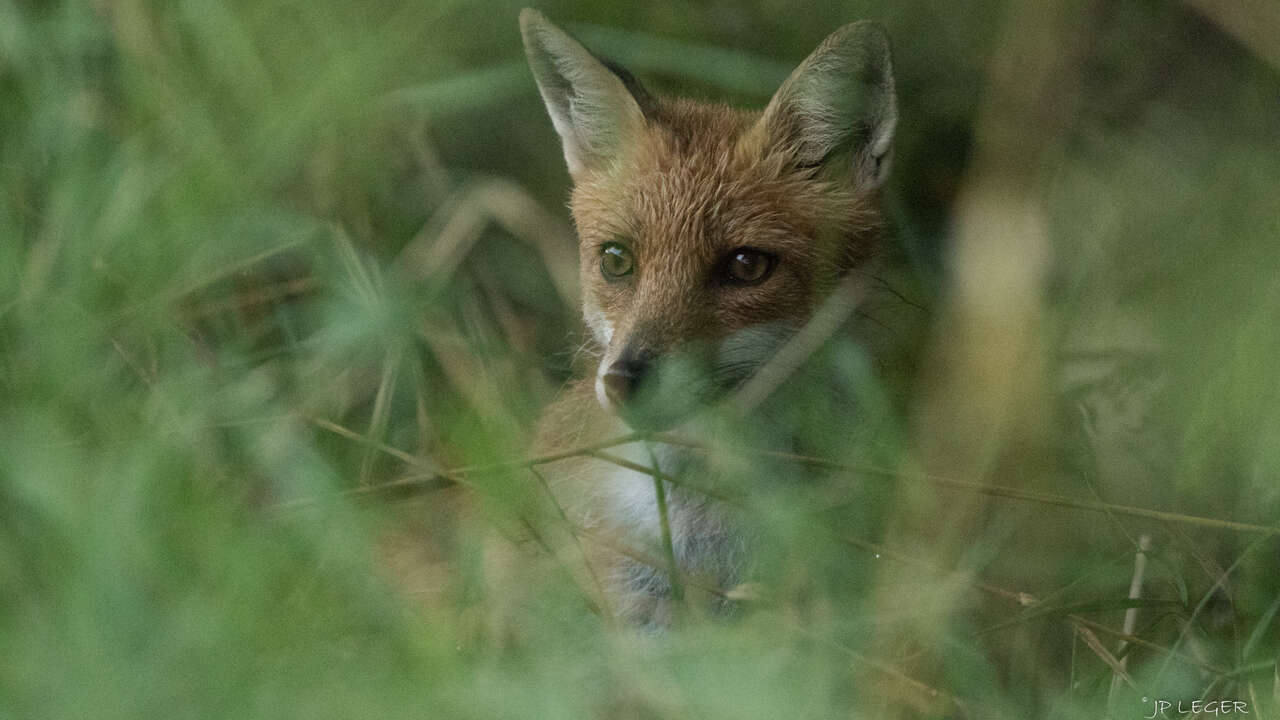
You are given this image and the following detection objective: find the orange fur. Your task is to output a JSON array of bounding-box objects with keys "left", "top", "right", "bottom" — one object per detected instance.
[
  {"left": 520, "top": 9, "right": 899, "bottom": 626},
  {"left": 571, "top": 97, "right": 884, "bottom": 364}
]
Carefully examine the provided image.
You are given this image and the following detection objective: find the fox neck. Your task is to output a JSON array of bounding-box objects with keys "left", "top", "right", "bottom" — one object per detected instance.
[{"left": 597, "top": 424, "right": 752, "bottom": 619}]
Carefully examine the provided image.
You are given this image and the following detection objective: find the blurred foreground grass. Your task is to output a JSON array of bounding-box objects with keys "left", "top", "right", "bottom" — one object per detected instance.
[{"left": 2, "top": 1, "right": 1279, "bottom": 718}]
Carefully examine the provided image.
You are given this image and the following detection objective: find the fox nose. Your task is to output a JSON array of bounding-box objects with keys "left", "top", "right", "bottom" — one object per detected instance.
[{"left": 602, "top": 351, "right": 653, "bottom": 406}]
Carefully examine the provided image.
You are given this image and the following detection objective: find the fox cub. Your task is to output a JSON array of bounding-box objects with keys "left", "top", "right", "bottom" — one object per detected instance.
[{"left": 520, "top": 9, "right": 899, "bottom": 627}]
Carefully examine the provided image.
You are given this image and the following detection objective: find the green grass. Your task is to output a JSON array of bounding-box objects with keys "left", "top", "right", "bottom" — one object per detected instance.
[{"left": 2, "top": 1, "right": 1279, "bottom": 718}]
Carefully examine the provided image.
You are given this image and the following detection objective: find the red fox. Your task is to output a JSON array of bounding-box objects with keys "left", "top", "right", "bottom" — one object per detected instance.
[{"left": 519, "top": 9, "right": 899, "bottom": 626}]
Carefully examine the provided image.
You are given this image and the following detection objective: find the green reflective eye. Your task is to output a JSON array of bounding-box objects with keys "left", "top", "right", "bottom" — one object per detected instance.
[
  {"left": 724, "top": 248, "right": 775, "bottom": 285},
  {"left": 600, "top": 243, "right": 634, "bottom": 279}
]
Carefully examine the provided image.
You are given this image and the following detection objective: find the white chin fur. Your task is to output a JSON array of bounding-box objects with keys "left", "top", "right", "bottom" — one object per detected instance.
[
  {"left": 584, "top": 307, "right": 614, "bottom": 346},
  {"left": 594, "top": 372, "right": 617, "bottom": 416}
]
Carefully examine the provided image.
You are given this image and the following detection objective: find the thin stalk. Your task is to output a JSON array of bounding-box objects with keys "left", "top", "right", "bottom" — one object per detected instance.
[
  {"left": 652, "top": 434, "right": 1280, "bottom": 537},
  {"left": 646, "top": 443, "right": 684, "bottom": 606}
]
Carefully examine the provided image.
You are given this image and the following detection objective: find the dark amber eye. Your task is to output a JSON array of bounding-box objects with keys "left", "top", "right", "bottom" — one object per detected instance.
[
  {"left": 724, "top": 248, "right": 776, "bottom": 285},
  {"left": 600, "top": 243, "right": 634, "bottom": 280}
]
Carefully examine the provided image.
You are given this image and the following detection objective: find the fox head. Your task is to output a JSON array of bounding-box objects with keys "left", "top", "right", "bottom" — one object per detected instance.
[{"left": 521, "top": 9, "right": 896, "bottom": 430}]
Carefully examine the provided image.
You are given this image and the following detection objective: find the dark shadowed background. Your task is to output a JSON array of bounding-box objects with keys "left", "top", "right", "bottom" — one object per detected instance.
[{"left": 2, "top": 1, "right": 1278, "bottom": 718}]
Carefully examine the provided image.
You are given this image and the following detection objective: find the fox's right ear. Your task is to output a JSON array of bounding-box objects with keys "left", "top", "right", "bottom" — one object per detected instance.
[{"left": 520, "top": 9, "right": 647, "bottom": 177}]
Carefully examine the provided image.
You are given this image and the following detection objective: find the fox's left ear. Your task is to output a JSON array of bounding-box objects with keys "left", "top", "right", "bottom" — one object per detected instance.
[{"left": 756, "top": 21, "right": 897, "bottom": 189}]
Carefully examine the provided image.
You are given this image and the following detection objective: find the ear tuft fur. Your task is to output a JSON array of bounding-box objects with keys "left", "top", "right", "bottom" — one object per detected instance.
[
  {"left": 757, "top": 21, "right": 897, "bottom": 189},
  {"left": 519, "top": 9, "right": 648, "bottom": 177}
]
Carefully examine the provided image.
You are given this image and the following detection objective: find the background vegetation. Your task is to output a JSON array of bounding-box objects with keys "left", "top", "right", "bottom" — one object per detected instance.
[{"left": 2, "top": 1, "right": 1278, "bottom": 718}]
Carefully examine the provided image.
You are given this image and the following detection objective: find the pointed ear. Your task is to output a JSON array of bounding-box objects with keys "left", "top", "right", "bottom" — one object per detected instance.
[
  {"left": 519, "top": 9, "right": 648, "bottom": 177},
  {"left": 756, "top": 21, "right": 897, "bottom": 188}
]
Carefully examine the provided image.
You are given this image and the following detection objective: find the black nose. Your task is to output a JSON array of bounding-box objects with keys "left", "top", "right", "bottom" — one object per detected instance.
[{"left": 602, "top": 350, "right": 653, "bottom": 406}]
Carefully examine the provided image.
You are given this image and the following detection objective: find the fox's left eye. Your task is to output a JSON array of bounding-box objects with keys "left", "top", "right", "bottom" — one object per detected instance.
[
  {"left": 722, "top": 248, "right": 776, "bottom": 285},
  {"left": 600, "top": 243, "right": 635, "bottom": 280}
]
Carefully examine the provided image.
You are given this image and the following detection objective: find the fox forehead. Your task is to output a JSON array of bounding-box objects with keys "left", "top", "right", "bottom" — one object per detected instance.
[{"left": 569, "top": 98, "right": 874, "bottom": 267}]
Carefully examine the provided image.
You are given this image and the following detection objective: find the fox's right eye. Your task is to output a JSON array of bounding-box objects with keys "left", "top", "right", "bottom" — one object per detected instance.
[{"left": 600, "top": 243, "right": 635, "bottom": 280}]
